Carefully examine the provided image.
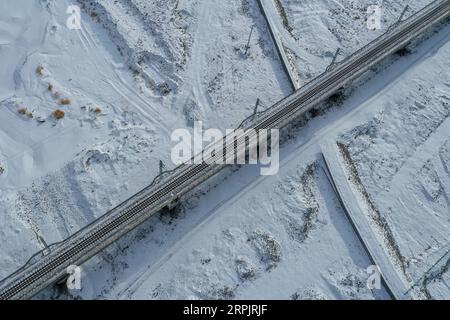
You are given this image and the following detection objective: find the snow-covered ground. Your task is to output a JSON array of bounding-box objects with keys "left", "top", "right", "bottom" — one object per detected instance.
[
  {"left": 323, "top": 27, "right": 450, "bottom": 299},
  {"left": 45, "top": 20, "right": 446, "bottom": 299},
  {"left": 0, "top": 0, "right": 289, "bottom": 279},
  {"left": 276, "top": 0, "right": 435, "bottom": 83},
  {"left": 73, "top": 154, "right": 386, "bottom": 300},
  {"left": 0, "top": 0, "right": 449, "bottom": 300}
]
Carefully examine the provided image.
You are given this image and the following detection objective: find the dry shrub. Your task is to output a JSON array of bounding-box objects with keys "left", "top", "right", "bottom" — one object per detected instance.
[
  {"left": 48, "top": 83, "right": 53, "bottom": 92},
  {"left": 36, "top": 65, "right": 44, "bottom": 76},
  {"left": 59, "top": 98, "right": 71, "bottom": 105},
  {"left": 18, "top": 108, "right": 27, "bottom": 115},
  {"left": 52, "top": 109, "right": 65, "bottom": 119},
  {"left": 18, "top": 108, "right": 33, "bottom": 118}
]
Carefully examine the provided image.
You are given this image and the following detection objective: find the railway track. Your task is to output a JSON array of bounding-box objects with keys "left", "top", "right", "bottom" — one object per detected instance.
[{"left": 0, "top": 0, "right": 449, "bottom": 300}]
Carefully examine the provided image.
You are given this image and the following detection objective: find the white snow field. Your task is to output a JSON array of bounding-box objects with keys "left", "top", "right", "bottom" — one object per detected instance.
[
  {"left": 46, "top": 20, "right": 447, "bottom": 300},
  {"left": 274, "top": 0, "right": 435, "bottom": 84},
  {"left": 322, "top": 25, "right": 450, "bottom": 299},
  {"left": 0, "top": 0, "right": 449, "bottom": 300},
  {"left": 0, "top": 0, "right": 289, "bottom": 280}
]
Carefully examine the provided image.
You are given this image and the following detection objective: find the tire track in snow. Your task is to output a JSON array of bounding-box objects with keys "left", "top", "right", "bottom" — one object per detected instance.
[{"left": 172, "top": 0, "right": 215, "bottom": 120}]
